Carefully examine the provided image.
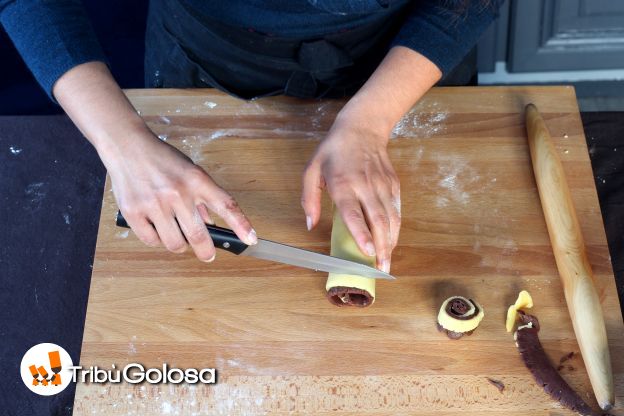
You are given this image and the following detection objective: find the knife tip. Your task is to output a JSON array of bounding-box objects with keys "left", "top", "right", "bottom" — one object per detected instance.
[{"left": 381, "top": 273, "right": 396, "bottom": 280}]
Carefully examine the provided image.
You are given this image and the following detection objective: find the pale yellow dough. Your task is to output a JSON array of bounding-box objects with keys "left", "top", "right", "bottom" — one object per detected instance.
[
  {"left": 505, "top": 290, "right": 533, "bottom": 332},
  {"left": 437, "top": 296, "right": 485, "bottom": 332},
  {"left": 325, "top": 212, "right": 376, "bottom": 302}
]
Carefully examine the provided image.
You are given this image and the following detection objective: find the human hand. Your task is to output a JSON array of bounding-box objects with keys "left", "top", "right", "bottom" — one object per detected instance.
[
  {"left": 104, "top": 133, "right": 257, "bottom": 261},
  {"left": 51, "top": 62, "right": 256, "bottom": 262},
  {"left": 301, "top": 115, "right": 400, "bottom": 272}
]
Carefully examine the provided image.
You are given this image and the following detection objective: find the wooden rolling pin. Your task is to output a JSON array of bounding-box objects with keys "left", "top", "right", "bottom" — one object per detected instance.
[{"left": 525, "top": 103, "right": 614, "bottom": 410}]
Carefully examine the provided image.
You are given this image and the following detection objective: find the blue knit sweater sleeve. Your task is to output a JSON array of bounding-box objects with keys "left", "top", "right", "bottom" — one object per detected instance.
[
  {"left": 0, "top": 0, "right": 106, "bottom": 100},
  {"left": 392, "top": 0, "right": 502, "bottom": 77}
]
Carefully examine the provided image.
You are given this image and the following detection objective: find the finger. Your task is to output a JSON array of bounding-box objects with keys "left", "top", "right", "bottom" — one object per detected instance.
[
  {"left": 332, "top": 192, "right": 376, "bottom": 258},
  {"left": 359, "top": 192, "right": 392, "bottom": 273},
  {"left": 301, "top": 161, "right": 324, "bottom": 231},
  {"left": 197, "top": 203, "right": 215, "bottom": 225},
  {"left": 378, "top": 184, "right": 401, "bottom": 249},
  {"left": 149, "top": 209, "right": 188, "bottom": 254},
  {"left": 204, "top": 186, "right": 257, "bottom": 246},
  {"left": 122, "top": 210, "right": 161, "bottom": 247},
  {"left": 378, "top": 154, "right": 401, "bottom": 248},
  {"left": 390, "top": 188, "right": 401, "bottom": 247},
  {"left": 174, "top": 203, "right": 216, "bottom": 262}
]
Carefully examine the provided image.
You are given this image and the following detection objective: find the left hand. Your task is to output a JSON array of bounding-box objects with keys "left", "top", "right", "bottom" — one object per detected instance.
[{"left": 301, "top": 115, "right": 401, "bottom": 273}]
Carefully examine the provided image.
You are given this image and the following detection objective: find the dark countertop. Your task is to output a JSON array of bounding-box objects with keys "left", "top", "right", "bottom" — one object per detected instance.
[{"left": 0, "top": 113, "right": 622, "bottom": 415}]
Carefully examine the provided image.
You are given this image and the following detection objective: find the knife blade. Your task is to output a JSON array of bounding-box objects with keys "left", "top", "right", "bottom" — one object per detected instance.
[{"left": 115, "top": 211, "right": 395, "bottom": 280}]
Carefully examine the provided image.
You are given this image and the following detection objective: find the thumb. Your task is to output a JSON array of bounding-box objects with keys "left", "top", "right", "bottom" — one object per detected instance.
[{"left": 301, "top": 161, "right": 324, "bottom": 231}]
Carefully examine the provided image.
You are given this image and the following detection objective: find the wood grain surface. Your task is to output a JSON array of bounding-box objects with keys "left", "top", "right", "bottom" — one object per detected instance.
[{"left": 73, "top": 86, "right": 624, "bottom": 415}]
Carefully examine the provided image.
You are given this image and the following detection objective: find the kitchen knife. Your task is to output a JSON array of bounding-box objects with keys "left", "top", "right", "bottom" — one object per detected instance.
[{"left": 115, "top": 211, "right": 395, "bottom": 280}]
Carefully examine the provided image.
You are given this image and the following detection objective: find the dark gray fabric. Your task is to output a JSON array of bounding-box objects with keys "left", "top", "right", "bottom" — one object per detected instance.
[
  {"left": 581, "top": 112, "right": 624, "bottom": 312},
  {"left": 144, "top": 0, "right": 406, "bottom": 98},
  {"left": 0, "top": 116, "right": 105, "bottom": 415}
]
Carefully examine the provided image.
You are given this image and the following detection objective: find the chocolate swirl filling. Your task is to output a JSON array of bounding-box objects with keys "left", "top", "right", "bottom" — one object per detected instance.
[
  {"left": 327, "top": 286, "right": 374, "bottom": 307},
  {"left": 515, "top": 311, "right": 611, "bottom": 416},
  {"left": 446, "top": 297, "right": 480, "bottom": 320}
]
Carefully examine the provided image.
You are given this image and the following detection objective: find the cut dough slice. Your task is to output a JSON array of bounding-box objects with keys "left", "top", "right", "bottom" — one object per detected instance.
[{"left": 437, "top": 296, "right": 485, "bottom": 338}]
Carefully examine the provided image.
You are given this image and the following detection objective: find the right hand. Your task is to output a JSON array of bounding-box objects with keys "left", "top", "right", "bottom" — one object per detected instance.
[
  {"left": 51, "top": 62, "right": 255, "bottom": 262},
  {"left": 104, "top": 132, "right": 257, "bottom": 262}
]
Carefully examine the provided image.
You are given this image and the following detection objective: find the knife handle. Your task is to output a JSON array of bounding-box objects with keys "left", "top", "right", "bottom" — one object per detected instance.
[{"left": 115, "top": 211, "right": 248, "bottom": 255}]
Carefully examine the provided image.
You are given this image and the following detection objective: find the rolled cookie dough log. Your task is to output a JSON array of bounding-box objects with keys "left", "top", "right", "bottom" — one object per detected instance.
[{"left": 325, "top": 212, "right": 376, "bottom": 307}]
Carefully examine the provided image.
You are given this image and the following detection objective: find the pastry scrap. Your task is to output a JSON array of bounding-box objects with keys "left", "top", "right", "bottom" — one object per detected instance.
[
  {"left": 514, "top": 311, "right": 610, "bottom": 416},
  {"left": 436, "top": 296, "right": 484, "bottom": 339},
  {"left": 506, "top": 290, "right": 534, "bottom": 332},
  {"left": 486, "top": 377, "right": 505, "bottom": 393},
  {"left": 508, "top": 291, "right": 611, "bottom": 416},
  {"left": 325, "top": 212, "right": 376, "bottom": 307},
  {"left": 560, "top": 351, "right": 575, "bottom": 365}
]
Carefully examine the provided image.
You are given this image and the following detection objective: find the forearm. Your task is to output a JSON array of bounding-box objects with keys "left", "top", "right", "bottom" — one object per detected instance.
[
  {"left": 0, "top": 0, "right": 107, "bottom": 99},
  {"left": 336, "top": 46, "right": 442, "bottom": 140},
  {"left": 52, "top": 61, "right": 154, "bottom": 164}
]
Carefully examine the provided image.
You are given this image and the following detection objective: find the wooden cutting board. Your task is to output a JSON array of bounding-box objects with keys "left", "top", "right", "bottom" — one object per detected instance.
[{"left": 73, "top": 86, "right": 623, "bottom": 415}]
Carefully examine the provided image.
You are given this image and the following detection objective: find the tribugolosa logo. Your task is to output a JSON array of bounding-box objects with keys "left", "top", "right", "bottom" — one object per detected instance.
[{"left": 20, "top": 343, "right": 73, "bottom": 395}]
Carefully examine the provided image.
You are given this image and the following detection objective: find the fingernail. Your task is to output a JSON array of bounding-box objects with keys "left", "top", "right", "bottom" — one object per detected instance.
[
  {"left": 203, "top": 253, "right": 216, "bottom": 263},
  {"left": 246, "top": 228, "right": 258, "bottom": 245},
  {"left": 306, "top": 216, "right": 312, "bottom": 231},
  {"left": 381, "top": 259, "right": 391, "bottom": 273},
  {"left": 365, "top": 242, "right": 376, "bottom": 257}
]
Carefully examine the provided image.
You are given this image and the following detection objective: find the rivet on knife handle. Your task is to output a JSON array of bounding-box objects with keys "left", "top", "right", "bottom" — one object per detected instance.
[{"left": 115, "top": 210, "right": 248, "bottom": 255}]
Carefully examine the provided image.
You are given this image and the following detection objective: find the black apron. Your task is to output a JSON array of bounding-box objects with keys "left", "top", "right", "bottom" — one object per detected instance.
[{"left": 144, "top": 0, "right": 408, "bottom": 99}]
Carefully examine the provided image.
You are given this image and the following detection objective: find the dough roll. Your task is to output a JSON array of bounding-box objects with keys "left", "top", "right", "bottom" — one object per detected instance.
[{"left": 325, "top": 211, "right": 376, "bottom": 307}]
